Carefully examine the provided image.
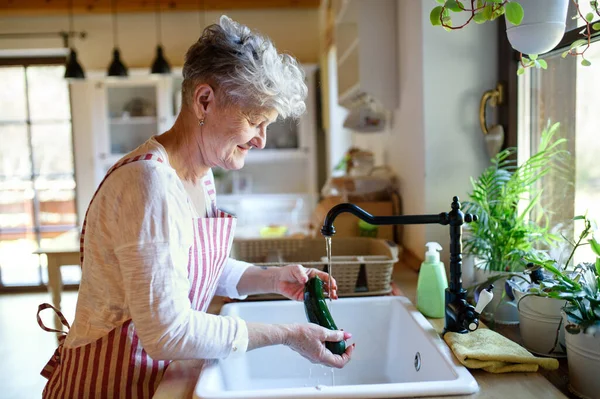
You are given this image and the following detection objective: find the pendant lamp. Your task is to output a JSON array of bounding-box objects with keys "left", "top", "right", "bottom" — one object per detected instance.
[
  {"left": 64, "top": 0, "right": 85, "bottom": 79},
  {"left": 108, "top": 0, "right": 128, "bottom": 77},
  {"left": 151, "top": 1, "right": 171, "bottom": 74}
]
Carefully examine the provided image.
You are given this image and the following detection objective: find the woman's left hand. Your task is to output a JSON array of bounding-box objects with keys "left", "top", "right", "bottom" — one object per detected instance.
[{"left": 275, "top": 265, "right": 338, "bottom": 301}]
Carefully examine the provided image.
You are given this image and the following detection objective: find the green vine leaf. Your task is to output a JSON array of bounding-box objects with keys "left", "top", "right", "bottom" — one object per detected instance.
[
  {"left": 586, "top": 12, "right": 595, "bottom": 22},
  {"left": 562, "top": 50, "right": 570, "bottom": 58},
  {"left": 435, "top": 0, "right": 445, "bottom": 4},
  {"left": 593, "top": 22, "right": 600, "bottom": 31},
  {"left": 517, "top": 67, "right": 525, "bottom": 75},
  {"left": 505, "top": 2, "right": 524, "bottom": 25},
  {"left": 537, "top": 59, "right": 548, "bottom": 69},
  {"left": 571, "top": 39, "right": 588, "bottom": 49},
  {"left": 430, "top": 6, "right": 443, "bottom": 26},
  {"left": 529, "top": 54, "right": 538, "bottom": 60},
  {"left": 482, "top": 4, "right": 493, "bottom": 20},
  {"left": 582, "top": 59, "right": 592, "bottom": 66},
  {"left": 445, "top": 0, "right": 463, "bottom": 12},
  {"left": 473, "top": 12, "right": 488, "bottom": 24},
  {"left": 590, "top": 238, "right": 600, "bottom": 257}
]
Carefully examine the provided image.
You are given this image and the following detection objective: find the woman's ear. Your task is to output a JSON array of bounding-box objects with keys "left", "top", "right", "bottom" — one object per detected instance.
[{"left": 192, "top": 83, "right": 215, "bottom": 119}]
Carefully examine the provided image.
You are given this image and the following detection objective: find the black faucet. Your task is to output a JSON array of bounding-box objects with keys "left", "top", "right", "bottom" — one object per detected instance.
[{"left": 320, "top": 196, "right": 493, "bottom": 334}]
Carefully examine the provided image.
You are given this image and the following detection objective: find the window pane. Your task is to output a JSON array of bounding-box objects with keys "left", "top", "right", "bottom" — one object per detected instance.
[
  {"left": 574, "top": 43, "right": 600, "bottom": 262},
  {"left": 31, "top": 122, "right": 74, "bottom": 176},
  {"left": 0, "top": 230, "right": 41, "bottom": 286},
  {"left": 27, "top": 65, "right": 70, "bottom": 122},
  {"left": 520, "top": 42, "right": 600, "bottom": 265},
  {"left": 0, "top": 179, "right": 41, "bottom": 286},
  {"left": 0, "top": 67, "right": 27, "bottom": 122},
  {"left": 35, "top": 177, "right": 77, "bottom": 229},
  {"left": 0, "top": 179, "right": 35, "bottom": 231},
  {"left": 577, "top": 2, "right": 600, "bottom": 27},
  {"left": 0, "top": 124, "right": 31, "bottom": 178}
]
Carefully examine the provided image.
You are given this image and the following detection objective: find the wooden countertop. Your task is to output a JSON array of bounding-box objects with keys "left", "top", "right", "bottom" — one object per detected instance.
[
  {"left": 155, "top": 261, "right": 571, "bottom": 399},
  {"left": 391, "top": 263, "right": 569, "bottom": 399}
]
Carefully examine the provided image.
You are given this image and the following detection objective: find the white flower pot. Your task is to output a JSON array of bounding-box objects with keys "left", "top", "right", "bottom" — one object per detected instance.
[
  {"left": 518, "top": 306, "right": 566, "bottom": 357},
  {"left": 505, "top": 0, "right": 569, "bottom": 55},
  {"left": 513, "top": 287, "right": 567, "bottom": 318},
  {"left": 564, "top": 319, "right": 600, "bottom": 399}
]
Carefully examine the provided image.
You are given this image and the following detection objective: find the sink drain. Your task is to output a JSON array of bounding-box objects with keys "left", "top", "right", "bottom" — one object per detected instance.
[{"left": 414, "top": 352, "right": 421, "bottom": 371}]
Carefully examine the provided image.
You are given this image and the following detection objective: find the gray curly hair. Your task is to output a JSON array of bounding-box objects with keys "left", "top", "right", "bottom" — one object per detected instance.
[{"left": 182, "top": 15, "right": 307, "bottom": 119}]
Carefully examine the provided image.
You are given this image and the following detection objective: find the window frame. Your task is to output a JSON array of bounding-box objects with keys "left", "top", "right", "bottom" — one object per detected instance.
[{"left": 0, "top": 56, "right": 80, "bottom": 292}]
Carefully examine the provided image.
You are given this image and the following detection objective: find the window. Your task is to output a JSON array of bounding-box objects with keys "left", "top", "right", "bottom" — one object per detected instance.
[
  {"left": 0, "top": 61, "right": 79, "bottom": 289},
  {"left": 501, "top": 5, "right": 600, "bottom": 265}
]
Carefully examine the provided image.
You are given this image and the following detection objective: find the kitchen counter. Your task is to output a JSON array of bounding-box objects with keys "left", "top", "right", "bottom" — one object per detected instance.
[{"left": 154, "top": 261, "right": 569, "bottom": 399}]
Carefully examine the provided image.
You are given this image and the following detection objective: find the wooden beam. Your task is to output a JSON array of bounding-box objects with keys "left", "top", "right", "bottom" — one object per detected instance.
[{"left": 0, "top": 0, "right": 321, "bottom": 16}]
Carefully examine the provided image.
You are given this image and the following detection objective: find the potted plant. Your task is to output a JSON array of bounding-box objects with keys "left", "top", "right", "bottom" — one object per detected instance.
[
  {"left": 462, "top": 121, "right": 567, "bottom": 324},
  {"left": 429, "top": 0, "right": 600, "bottom": 72},
  {"left": 510, "top": 216, "right": 596, "bottom": 358},
  {"left": 524, "top": 215, "right": 600, "bottom": 399}
]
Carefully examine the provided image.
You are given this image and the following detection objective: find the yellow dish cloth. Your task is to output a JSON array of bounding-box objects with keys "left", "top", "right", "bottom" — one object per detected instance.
[{"left": 443, "top": 328, "right": 559, "bottom": 373}]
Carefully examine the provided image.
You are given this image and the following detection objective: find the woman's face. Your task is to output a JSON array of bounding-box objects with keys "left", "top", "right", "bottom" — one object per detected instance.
[{"left": 194, "top": 86, "right": 278, "bottom": 170}]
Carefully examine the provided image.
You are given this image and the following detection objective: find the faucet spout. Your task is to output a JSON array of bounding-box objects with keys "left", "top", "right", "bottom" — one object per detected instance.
[
  {"left": 320, "top": 196, "right": 481, "bottom": 334},
  {"left": 320, "top": 202, "right": 449, "bottom": 237}
]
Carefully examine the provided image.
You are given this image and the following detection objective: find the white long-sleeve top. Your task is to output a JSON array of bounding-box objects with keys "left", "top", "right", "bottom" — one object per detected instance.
[{"left": 65, "top": 137, "right": 251, "bottom": 360}]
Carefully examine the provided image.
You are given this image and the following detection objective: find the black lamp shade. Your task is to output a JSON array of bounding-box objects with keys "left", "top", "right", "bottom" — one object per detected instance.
[
  {"left": 108, "top": 48, "right": 128, "bottom": 77},
  {"left": 151, "top": 45, "right": 171, "bottom": 74},
  {"left": 64, "top": 48, "right": 85, "bottom": 79}
]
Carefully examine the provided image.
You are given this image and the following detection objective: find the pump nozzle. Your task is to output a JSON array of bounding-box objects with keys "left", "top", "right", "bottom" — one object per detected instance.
[{"left": 425, "top": 242, "right": 442, "bottom": 263}]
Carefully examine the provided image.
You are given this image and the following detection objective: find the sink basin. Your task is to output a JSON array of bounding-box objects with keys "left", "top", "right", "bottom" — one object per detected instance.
[{"left": 194, "top": 296, "right": 478, "bottom": 398}]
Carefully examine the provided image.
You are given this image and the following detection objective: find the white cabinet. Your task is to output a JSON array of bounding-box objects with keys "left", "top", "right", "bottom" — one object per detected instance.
[
  {"left": 70, "top": 65, "right": 319, "bottom": 235},
  {"left": 333, "top": 0, "right": 398, "bottom": 109},
  {"left": 70, "top": 72, "right": 178, "bottom": 221}
]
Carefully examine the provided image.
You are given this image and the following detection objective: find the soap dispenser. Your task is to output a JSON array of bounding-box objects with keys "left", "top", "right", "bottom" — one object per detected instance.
[{"left": 416, "top": 242, "right": 448, "bottom": 318}]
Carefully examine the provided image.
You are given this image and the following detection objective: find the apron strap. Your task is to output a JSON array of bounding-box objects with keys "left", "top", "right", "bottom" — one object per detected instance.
[
  {"left": 80, "top": 154, "right": 164, "bottom": 265},
  {"left": 37, "top": 303, "right": 71, "bottom": 337},
  {"left": 38, "top": 303, "right": 71, "bottom": 380},
  {"left": 203, "top": 174, "right": 218, "bottom": 217}
]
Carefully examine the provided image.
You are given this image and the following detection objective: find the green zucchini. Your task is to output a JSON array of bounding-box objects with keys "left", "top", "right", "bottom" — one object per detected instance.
[{"left": 303, "top": 276, "right": 346, "bottom": 355}]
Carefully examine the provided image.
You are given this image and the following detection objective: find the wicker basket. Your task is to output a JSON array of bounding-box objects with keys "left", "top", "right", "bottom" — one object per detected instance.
[{"left": 230, "top": 237, "right": 400, "bottom": 299}]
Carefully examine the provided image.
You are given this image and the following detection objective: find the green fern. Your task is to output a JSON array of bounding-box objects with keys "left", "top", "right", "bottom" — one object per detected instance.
[{"left": 463, "top": 122, "right": 568, "bottom": 272}]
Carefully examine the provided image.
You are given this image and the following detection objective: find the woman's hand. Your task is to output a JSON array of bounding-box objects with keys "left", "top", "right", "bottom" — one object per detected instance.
[
  {"left": 275, "top": 265, "right": 338, "bottom": 301},
  {"left": 284, "top": 323, "right": 355, "bottom": 368}
]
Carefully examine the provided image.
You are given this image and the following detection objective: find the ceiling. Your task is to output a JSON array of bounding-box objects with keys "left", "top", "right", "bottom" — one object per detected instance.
[{"left": 0, "top": 0, "right": 321, "bottom": 16}]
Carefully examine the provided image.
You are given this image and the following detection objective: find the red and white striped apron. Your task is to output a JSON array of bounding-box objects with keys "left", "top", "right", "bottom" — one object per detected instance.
[{"left": 37, "top": 154, "right": 236, "bottom": 398}]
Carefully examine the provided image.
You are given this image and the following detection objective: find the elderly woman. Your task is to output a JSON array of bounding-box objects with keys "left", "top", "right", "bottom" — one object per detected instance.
[{"left": 37, "top": 15, "right": 354, "bottom": 398}]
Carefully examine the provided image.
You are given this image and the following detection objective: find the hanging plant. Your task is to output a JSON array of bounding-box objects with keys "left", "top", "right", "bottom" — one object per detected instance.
[{"left": 429, "top": 0, "right": 600, "bottom": 73}]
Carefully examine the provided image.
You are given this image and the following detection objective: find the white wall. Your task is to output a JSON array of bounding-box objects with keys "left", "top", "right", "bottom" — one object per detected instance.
[
  {"left": 0, "top": 9, "right": 319, "bottom": 69},
  {"left": 386, "top": 0, "right": 496, "bottom": 267}
]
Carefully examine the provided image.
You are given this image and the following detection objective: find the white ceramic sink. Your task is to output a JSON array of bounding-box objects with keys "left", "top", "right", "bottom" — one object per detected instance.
[{"left": 194, "top": 296, "right": 478, "bottom": 399}]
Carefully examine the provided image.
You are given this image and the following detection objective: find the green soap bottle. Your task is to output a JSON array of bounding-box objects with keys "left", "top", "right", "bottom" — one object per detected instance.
[{"left": 416, "top": 242, "right": 448, "bottom": 318}]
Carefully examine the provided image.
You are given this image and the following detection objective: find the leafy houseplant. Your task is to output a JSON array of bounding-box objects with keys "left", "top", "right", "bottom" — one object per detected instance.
[
  {"left": 524, "top": 216, "right": 600, "bottom": 399},
  {"left": 429, "top": 0, "right": 600, "bottom": 72},
  {"left": 463, "top": 121, "right": 567, "bottom": 274},
  {"left": 526, "top": 216, "right": 600, "bottom": 333}
]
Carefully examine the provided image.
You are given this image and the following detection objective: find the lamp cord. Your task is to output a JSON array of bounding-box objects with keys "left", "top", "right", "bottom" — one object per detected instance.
[
  {"left": 112, "top": 0, "right": 118, "bottom": 49},
  {"left": 155, "top": 0, "right": 162, "bottom": 45},
  {"left": 68, "top": 0, "right": 74, "bottom": 48}
]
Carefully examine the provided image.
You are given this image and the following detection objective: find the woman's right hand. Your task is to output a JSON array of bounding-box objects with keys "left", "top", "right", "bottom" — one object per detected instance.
[{"left": 283, "top": 323, "right": 355, "bottom": 368}]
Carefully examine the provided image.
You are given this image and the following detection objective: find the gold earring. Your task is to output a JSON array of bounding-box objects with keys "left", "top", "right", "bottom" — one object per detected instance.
[{"left": 198, "top": 118, "right": 205, "bottom": 126}]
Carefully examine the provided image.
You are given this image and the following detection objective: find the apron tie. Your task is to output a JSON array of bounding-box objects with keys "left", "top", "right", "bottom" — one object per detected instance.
[{"left": 37, "top": 303, "right": 71, "bottom": 379}]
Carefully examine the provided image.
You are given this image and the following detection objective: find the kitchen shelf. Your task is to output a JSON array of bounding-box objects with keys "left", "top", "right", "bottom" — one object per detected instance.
[
  {"left": 245, "top": 148, "right": 309, "bottom": 164},
  {"left": 337, "top": 37, "right": 359, "bottom": 67},
  {"left": 109, "top": 116, "right": 157, "bottom": 125},
  {"left": 332, "top": 0, "right": 398, "bottom": 110}
]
